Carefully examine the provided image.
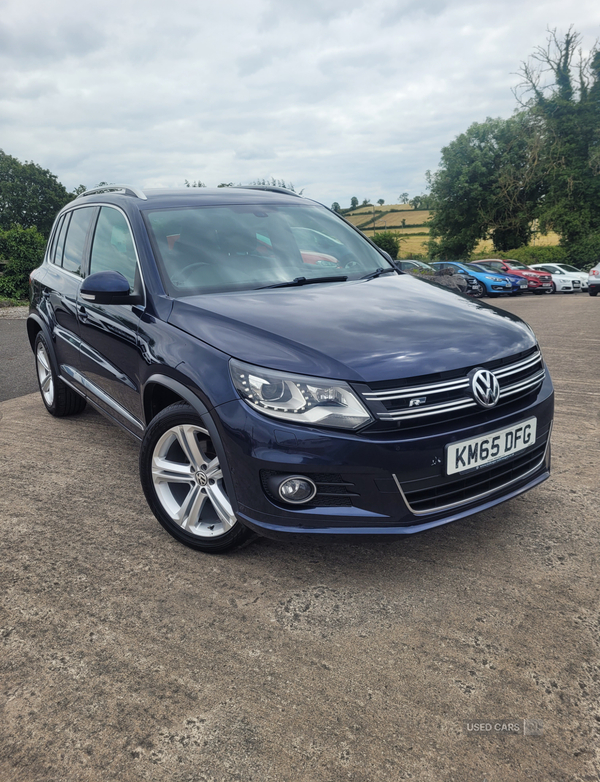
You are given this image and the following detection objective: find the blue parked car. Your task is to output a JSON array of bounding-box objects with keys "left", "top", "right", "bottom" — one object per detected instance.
[
  {"left": 431, "top": 261, "right": 516, "bottom": 297},
  {"left": 28, "top": 185, "right": 553, "bottom": 552}
]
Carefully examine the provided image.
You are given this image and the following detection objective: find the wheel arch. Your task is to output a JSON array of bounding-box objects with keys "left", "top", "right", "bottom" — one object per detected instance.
[
  {"left": 27, "top": 315, "right": 61, "bottom": 377},
  {"left": 142, "top": 374, "right": 212, "bottom": 425}
]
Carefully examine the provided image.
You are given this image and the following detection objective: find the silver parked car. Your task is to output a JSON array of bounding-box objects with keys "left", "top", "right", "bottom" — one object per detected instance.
[{"left": 587, "top": 262, "right": 600, "bottom": 296}]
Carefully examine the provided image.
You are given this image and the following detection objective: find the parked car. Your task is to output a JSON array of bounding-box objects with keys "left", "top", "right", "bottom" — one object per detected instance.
[
  {"left": 530, "top": 263, "right": 588, "bottom": 292},
  {"left": 430, "top": 261, "right": 514, "bottom": 297},
  {"left": 588, "top": 262, "right": 600, "bottom": 296},
  {"left": 398, "top": 260, "right": 481, "bottom": 297},
  {"left": 28, "top": 185, "right": 554, "bottom": 553},
  {"left": 396, "top": 260, "right": 433, "bottom": 272},
  {"left": 529, "top": 264, "right": 582, "bottom": 293},
  {"left": 471, "top": 259, "right": 553, "bottom": 293}
]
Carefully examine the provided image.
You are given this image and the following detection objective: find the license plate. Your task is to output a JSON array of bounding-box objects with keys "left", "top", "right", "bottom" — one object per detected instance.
[
  {"left": 541, "top": 283, "right": 552, "bottom": 287},
  {"left": 446, "top": 418, "right": 537, "bottom": 475},
  {"left": 520, "top": 284, "right": 527, "bottom": 288}
]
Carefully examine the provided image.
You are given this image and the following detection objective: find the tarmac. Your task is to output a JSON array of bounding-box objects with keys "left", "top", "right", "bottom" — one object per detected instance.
[{"left": 0, "top": 294, "right": 599, "bottom": 781}]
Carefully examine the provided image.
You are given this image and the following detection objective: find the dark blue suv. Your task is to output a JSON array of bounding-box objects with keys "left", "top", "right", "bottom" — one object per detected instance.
[{"left": 28, "top": 185, "right": 554, "bottom": 552}]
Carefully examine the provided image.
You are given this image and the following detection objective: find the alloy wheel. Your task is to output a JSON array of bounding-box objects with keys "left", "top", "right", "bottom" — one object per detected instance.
[{"left": 151, "top": 423, "right": 236, "bottom": 538}]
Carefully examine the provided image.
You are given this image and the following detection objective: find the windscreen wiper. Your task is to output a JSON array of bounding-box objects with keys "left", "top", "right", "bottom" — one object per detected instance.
[
  {"left": 259, "top": 275, "right": 348, "bottom": 289},
  {"left": 360, "top": 267, "right": 397, "bottom": 281}
]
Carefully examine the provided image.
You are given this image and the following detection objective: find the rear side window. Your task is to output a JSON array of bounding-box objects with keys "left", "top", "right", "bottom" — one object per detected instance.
[
  {"left": 89, "top": 207, "right": 138, "bottom": 290},
  {"left": 48, "top": 215, "right": 65, "bottom": 264},
  {"left": 53, "top": 213, "right": 70, "bottom": 267},
  {"left": 62, "top": 208, "right": 95, "bottom": 275}
]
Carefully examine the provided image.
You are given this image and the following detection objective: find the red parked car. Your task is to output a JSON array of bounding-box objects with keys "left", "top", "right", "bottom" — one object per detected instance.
[{"left": 471, "top": 259, "right": 553, "bottom": 294}]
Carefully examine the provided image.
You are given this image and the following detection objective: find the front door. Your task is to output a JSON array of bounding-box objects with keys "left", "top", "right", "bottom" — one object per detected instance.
[{"left": 76, "top": 206, "right": 146, "bottom": 435}]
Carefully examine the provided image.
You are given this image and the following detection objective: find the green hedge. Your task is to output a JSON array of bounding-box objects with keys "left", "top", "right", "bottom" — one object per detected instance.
[{"left": 0, "top": 225, "right": 46, "bottom": 299}]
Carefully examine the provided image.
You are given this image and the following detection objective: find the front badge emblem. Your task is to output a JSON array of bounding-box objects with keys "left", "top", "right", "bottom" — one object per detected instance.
[{"left": 470, "top": 368, "right": 500, "bottom": 408}]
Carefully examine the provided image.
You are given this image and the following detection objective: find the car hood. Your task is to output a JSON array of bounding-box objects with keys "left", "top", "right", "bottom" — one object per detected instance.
[{"left": 168, "top": 275, "right": 536, "bottom": 383}]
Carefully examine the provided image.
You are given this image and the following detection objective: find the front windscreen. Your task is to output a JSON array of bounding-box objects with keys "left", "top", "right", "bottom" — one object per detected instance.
[
  {"left": 560, "top": 264, "right": 580, "bottom": 273},
  {"left": 143, "top": 203, "right": 390, "bottom": 296}
]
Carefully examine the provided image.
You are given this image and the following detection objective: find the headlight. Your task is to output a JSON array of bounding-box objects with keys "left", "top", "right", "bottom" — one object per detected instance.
[{"left": 230, "top": 359, "right": 372, "bottom": 430}]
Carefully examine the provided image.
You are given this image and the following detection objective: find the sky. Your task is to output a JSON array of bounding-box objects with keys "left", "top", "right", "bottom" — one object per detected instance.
[{"left": 2, "top": 0, "right": 600, "bottom": 209}]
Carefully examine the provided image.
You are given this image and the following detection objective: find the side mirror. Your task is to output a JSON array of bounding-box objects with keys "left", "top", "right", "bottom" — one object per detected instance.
[{"left": 79, "top": 271, "right": 143, "bottom": 305}]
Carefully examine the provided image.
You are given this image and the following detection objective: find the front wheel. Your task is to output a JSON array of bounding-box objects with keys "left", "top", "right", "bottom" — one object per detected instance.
[
  {"left": 590, "top": 290, "right": 598, "bottom": 297},
  {"left": 139, "top": 402, "right": 252, "bottom": 553},
  {"left": 470, "top": 281, "right": 485, "bottom": 298}
]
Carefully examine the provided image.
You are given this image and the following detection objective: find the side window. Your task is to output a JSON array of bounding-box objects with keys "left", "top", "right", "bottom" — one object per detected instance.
[
  {"left": 62, "top": 208, "right": 95, "bottom": 275},
  {"left": 89, "top": 207, "right": 138, "bottom": 290},
  {"left": 48, "top": 215, "right": 65, "bottom": 264},
  {"left": 54, "top": 213, "right": 70, "bottom": 267}
]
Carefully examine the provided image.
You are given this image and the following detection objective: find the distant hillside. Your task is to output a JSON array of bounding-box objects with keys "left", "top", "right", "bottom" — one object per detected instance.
[{"left": 340, "top": 204, "right": 560, "bottom": 259}]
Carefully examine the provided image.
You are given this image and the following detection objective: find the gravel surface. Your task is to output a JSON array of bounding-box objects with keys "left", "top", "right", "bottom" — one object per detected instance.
[
  {"left": 0, "top": 293, "right": 598, "bottom": 782},
  {"left": 0, "top": 305, "right": 28, "bottom": 319}
]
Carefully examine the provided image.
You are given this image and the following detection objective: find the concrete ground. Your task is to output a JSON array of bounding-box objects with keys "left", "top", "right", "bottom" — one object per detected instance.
[{"left": 0, "top": 294, "right": 598, "bottom": 781}]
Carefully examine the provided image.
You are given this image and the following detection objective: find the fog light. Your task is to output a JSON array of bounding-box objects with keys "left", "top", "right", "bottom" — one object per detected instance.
[{"left": 277, "top": 475, "right": 317, "bottom": 505}]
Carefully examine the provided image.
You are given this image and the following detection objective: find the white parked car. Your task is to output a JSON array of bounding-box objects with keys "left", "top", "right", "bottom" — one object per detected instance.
[{"left": 530, "top": 263, "right": 587, "bottom": 292}]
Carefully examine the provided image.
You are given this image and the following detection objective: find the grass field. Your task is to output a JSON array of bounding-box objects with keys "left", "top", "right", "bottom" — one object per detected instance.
[{"left": 342, "top": 205, "right": 561, "bottom": 259}]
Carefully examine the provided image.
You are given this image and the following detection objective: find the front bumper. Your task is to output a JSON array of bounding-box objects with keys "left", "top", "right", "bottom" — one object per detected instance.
[{"left": 215, "top": 373, "right": 554, "bottom": 538}]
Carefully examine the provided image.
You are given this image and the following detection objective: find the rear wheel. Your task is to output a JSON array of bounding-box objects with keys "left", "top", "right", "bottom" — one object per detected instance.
[
  {"left": 139, "top": 402, "right": 253, "bottom": 553},
  {"left": 34, "top": 332, "right": 86, "bottom": 417}
]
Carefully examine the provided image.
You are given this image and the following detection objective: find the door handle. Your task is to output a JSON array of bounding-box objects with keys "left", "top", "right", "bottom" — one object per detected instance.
[{"left": 78, "top": 305, "right": 89, "bottom": 322}]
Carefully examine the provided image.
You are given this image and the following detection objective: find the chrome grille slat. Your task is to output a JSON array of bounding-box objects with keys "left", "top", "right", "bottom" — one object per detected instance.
[
  {"left": 361, "top": 347, "right": 545, "bottom": 427},
  {"left": 379, "top": 398, "right": 476, "bottom": 421}
]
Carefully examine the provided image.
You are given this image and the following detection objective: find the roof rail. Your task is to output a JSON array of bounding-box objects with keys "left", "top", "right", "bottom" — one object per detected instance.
[
  {"left": 76, "top": 184, "right": 147, "bottom": 201},
  {"left": 233, "top": 185, "right": 302, "bottom": 198}
]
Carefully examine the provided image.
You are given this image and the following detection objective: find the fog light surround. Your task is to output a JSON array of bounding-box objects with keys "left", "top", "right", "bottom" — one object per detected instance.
[{"left": 272, "top": 475, "right": 317, "bottom": 505}]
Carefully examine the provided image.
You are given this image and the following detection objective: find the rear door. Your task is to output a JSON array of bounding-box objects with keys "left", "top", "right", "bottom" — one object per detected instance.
[
  {"left": 43, "top": 206, "right": 97, "bottom": 382},
  {"left": 76, "top": 206, "right": 146, "bottom": 434}
]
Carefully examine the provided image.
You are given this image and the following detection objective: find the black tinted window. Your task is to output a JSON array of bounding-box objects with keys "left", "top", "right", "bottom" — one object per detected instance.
[
  {"left": 89, "top": 207, "right": 138, "bottom": 290},
  {"left": 62, "top": 208, "right": 95, "bottom": 275},
  {"left": 54, "top": 213, "right": 70, "bottom": 267},
  {"left": 48, "top": 215, "right": 64, "bottom": 265}
]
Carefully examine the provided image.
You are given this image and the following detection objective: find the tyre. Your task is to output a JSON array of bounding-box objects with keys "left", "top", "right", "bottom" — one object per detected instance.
[
  {"left": 470, "top": 281, "right": 485, "bottom": 298},
  {"left": 546, "top": 282, "right": 556, "bottom": 294},
  {"left": 590, "top": 290, "right": 598, "bottom": 297},
  {"left": 139, "top": 402, "right": 252, "bottom": 553},
  {"left": 34, "top": 332, "right": 86, "bottom": 417}
]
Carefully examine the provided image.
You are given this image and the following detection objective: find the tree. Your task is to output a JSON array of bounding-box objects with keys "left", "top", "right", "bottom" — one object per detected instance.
[
  {"left": 331, "top": 202, "right": 341, "bottom": 212},
  {"left": 0, "top": 150, "right": 71, "bottom": 238},
  {"left": 426, "top": 115, "right": 541, "bottom": 257},
  {"left": 185, "top": 179, "right": 206, "bottom": 187},
  {"left": 361, "top": 198, "right": 371, "bottom": 206},
  {"left": 372, "top": 231, "right": 401, "bottom": 259},
  {"left": 409, "top": 194, "right": 436, "bottom": 210},
  {"left": 350, "top": 196, "right": 359, "bottom": 209},
  {"left": 377, "top": 199, "right": 385, "bottom": 206},
  {"left": 398, "top": 192, "right": 409, "bottom": 204},
  {"left": 516, "top": 28, "right": 600, "bottom": 263}
]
